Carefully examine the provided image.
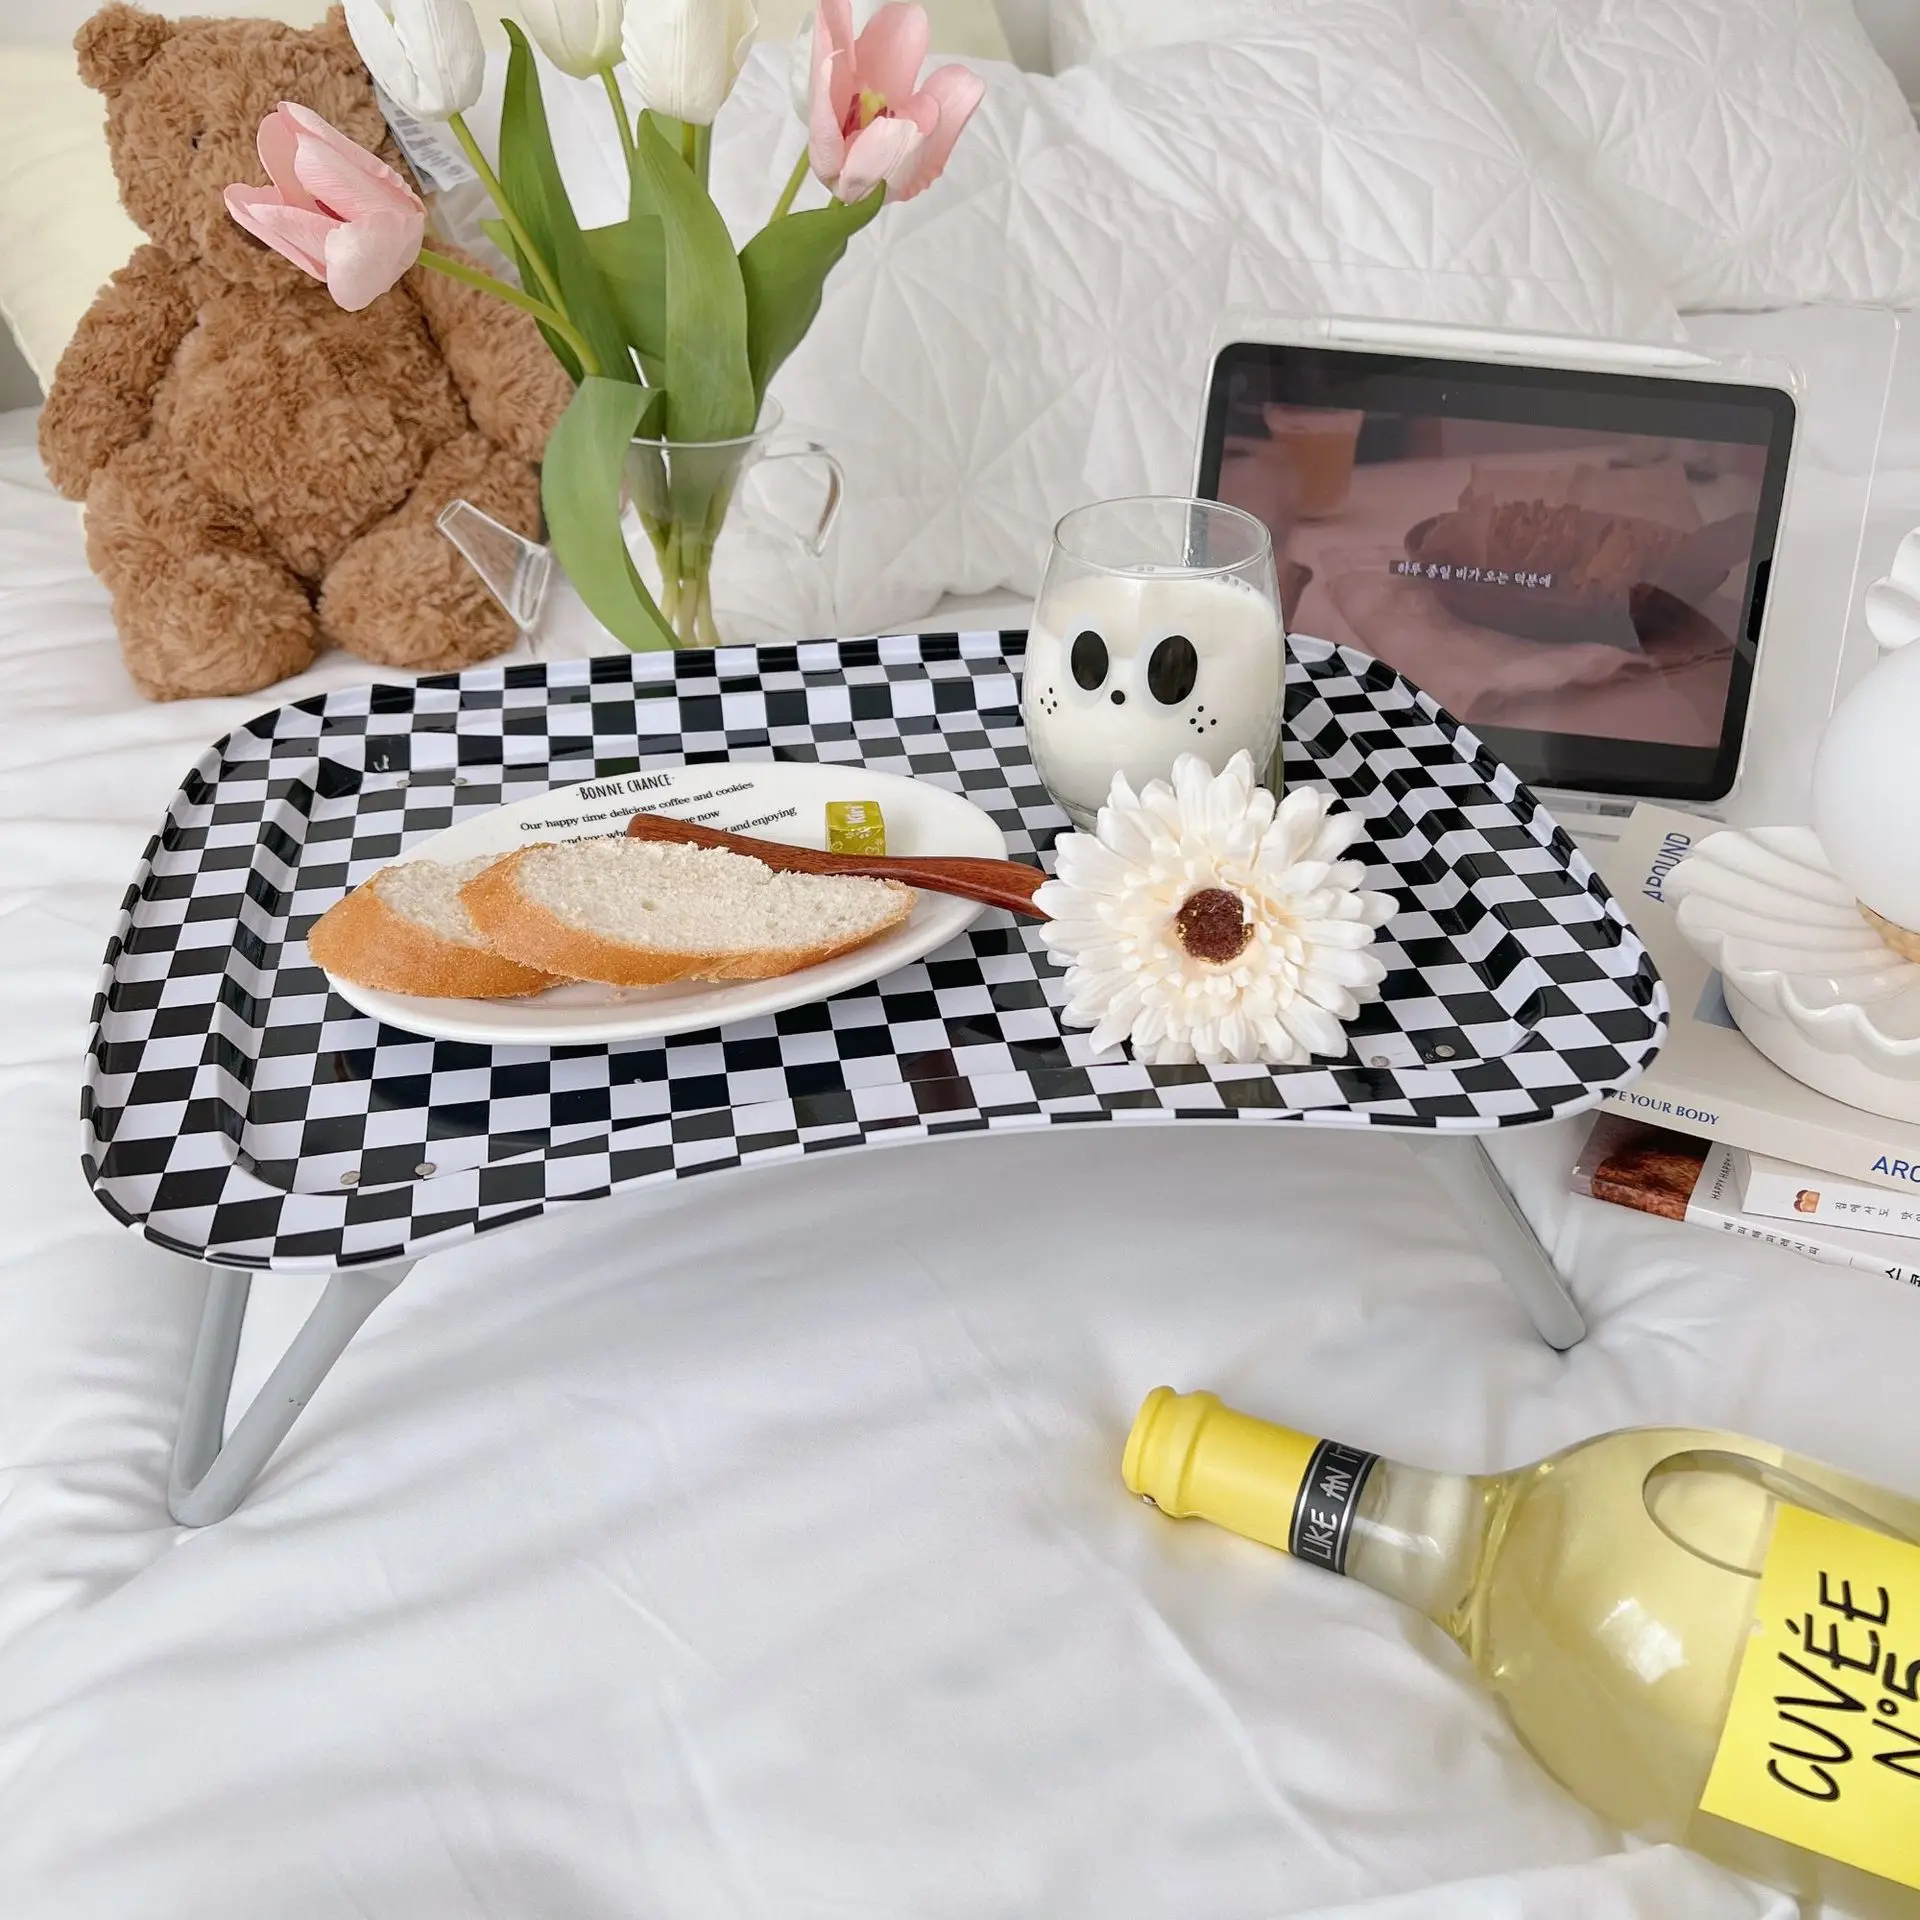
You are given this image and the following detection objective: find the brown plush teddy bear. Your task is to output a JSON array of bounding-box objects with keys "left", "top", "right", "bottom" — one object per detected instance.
[{"left": 38, "top": 4, "right": 573, "bottom": 702}]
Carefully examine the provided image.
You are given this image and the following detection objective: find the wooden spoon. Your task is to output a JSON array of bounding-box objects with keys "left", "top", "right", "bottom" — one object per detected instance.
[{"left": 625, "top": 808, "right": 1049, "bottom": 918}]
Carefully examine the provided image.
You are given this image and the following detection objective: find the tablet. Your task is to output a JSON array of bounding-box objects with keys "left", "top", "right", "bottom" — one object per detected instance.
[{"left": 1196, "top": 340, "right": 1797, "bottom": 802}]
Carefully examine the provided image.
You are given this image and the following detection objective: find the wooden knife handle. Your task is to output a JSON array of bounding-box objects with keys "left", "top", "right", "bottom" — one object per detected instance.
[{"left": 625, "top": 808, "right": 1050, "bottom": 918}]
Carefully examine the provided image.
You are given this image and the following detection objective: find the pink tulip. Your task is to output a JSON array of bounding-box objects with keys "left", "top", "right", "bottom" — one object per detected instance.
[
  {"left": 808, "top": 0, "right": 985, "bottom": 204},
  {"left": 225, "top": 104, "right": 426, "bottom": 312}
]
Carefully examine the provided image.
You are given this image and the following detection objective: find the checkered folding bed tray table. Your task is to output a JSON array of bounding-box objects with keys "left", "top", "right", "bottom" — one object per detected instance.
[{"left": 83, "top": 632, "right": 1667, "bottom": 1274}]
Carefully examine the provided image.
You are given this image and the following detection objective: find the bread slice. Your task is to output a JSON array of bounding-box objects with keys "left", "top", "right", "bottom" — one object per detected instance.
[
  {"left": 460, "top": 838, "right": 916, "bottom": 987},
  {"left": 308, "top": 856, "right": 562, "bottom": 998}
]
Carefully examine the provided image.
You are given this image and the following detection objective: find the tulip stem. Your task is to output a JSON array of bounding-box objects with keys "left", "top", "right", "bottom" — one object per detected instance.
[
  {"left": 770, "top": 150, "right": 810, "bottom": 221},
  {"left": 447, "top": 111, "right": 567, "bottom": 317},
  {"left": 598, "top": 67, "right": 636, "bottom": 165},
  {"left": 416, "top": 246, "right": 601, "bottom": 378},
  {"left": 693, "top": 122, "right": 711, "bottom": 188},
  {"left": 680, "top": 119, "right": 698, "bottom": 170}
]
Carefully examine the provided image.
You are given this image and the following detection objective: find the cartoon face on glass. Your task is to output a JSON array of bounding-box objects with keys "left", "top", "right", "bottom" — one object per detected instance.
[{"left": 1024, "top": 499, "right": 1284, "bottom": 829}]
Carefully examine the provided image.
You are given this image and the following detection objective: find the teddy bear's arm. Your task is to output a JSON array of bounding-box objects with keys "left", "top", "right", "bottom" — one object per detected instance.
[
  {"left": 38, "top": 245, "right": 197, "bottom": 502},
  {"left": 408, "top": 255, "right": 574, "bottom": 467}
]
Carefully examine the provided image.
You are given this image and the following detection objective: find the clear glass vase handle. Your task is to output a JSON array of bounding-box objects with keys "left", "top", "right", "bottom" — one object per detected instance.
[
  {"left": 756, "top": 440, "right": 844, "bottom": 557},
  {"left": 436, "top": 500, "right": 551, "bottom": 632}
]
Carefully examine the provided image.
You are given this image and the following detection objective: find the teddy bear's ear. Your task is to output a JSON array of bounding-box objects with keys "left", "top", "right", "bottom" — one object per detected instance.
[
  {"left": 313, "top": 4, "right": 360, "bottom": 60},
  {"left": 74, "top": 3, "right": 173, "bottom": 96}
]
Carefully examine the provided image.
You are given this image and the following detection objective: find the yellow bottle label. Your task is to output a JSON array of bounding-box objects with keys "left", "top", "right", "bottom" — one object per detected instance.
[
  {"left": 826, "top": 800, "right": 886, "bottom": 856},
  {"left": 1700, "top": 1504, "right": 1920, "bottom": 1891}
]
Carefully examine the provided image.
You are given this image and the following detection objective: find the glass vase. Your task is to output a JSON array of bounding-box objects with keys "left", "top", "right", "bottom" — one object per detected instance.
[
  {"left": 623, "top": 399, "right": 843, "bottom": 651},
  {"left": 440, "top": 399, "right": 843, "bottom": 653}
]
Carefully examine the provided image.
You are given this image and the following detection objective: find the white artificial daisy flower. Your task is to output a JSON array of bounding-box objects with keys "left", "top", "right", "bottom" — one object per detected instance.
[{"left": 1033, "top": 751, "right": 1395, "bottom": 1067}]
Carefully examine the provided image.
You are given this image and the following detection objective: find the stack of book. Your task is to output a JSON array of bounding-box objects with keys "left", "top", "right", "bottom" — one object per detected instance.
[{"left": 1569, "top": 805, "right": 1920, "bottom": 1296}]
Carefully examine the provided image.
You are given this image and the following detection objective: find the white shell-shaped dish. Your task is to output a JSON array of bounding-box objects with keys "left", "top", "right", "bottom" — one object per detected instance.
[{"left": 1667, "top": 826, "right": 1920, "bottom": 1121}]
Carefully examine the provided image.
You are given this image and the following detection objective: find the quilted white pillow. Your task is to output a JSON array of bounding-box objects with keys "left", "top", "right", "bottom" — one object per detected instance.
[
  {"left": 1456, "top": 0, "right": 1920, "bottom": 310},
  {"left": 547, "top": 5, "right": 1677, "bottom": 636}
]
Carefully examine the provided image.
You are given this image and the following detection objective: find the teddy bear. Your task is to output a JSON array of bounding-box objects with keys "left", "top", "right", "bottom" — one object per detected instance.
[{"left": 38, "top": 3, "right": 573, "bottom": 702}]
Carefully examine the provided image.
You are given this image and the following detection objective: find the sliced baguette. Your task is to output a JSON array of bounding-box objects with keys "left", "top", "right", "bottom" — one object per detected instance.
[
  {"left": 460, "top": 838, "right": 916, "bottom": 987},
  {"left": 309, "top": 856, "right": 562, "bottom": 999}
]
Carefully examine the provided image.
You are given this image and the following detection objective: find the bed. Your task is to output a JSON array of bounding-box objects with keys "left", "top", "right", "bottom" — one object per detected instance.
[{"left": 5, "top": 2, "right": 1920, "bottom": 1914}]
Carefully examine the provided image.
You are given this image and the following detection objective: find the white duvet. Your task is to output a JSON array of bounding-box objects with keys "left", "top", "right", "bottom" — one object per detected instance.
[{"left": 4, "top": 394, "right": 1920, "bottom": 1920}]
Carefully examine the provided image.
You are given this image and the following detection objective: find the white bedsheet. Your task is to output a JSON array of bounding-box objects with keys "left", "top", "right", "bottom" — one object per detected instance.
[{"left": 2, "top": 404, "right": 1918, "bottom": 1919}]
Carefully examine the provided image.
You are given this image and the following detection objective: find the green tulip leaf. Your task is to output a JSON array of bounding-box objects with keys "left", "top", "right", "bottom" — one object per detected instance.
[
  {"left": 630, "top": 113, "right": 672, "bottom": 214},
  {"left": 543, "top": 376, "right": 675, "bottom": 652},
  {"left": 628, "top": 115, "right": 756, "bottom": 443},
  {"left": 581, "top": 216, "right": 667, "bottom": 388},
  {"left": 498, "top": 22, "right": 637, "bottom": 384},
  {"left": 633, "top": 385, "right": 667, "bottom": 440},
  {"left": 738, "top": 185, "right": 884, "bottom": 403}
]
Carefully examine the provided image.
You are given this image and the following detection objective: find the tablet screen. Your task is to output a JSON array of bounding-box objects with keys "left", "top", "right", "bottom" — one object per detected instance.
[{"left": 1197, "top": 342, "right": 1796, "bottom": 800}]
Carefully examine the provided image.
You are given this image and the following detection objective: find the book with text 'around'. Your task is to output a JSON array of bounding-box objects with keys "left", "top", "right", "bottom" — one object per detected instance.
[{"left": 1598, "top": 803, "right": 1920, "bottom": 1197}]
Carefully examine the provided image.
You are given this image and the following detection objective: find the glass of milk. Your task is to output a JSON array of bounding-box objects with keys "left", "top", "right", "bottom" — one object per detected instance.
[{"left": 1024, "top": 497, "right": 1284, "bottom": 829}]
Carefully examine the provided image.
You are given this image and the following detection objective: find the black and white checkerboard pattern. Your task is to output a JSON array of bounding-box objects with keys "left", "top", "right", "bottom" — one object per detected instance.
[{"left": 83, "top": 633, "right": 1665, "bottom": 1272}]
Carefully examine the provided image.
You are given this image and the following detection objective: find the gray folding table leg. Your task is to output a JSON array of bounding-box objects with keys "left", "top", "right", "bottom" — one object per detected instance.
[
  {"left": 1406, "top": 1135, "right": 1586, "bottom": 1351},
  {"left": 168, "top": 1262, "right": 410, "bottom": 1527}
]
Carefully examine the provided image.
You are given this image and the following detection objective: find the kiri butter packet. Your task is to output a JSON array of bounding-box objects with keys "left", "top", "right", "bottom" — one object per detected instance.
[{"left": 826, "top": 801, "right": 886, "bottom": 856}]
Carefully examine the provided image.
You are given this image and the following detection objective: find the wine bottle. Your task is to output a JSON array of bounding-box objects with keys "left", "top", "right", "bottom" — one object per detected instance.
[{"left": 1123, "top": 1388, "right": 1920, "bottom": 1913}]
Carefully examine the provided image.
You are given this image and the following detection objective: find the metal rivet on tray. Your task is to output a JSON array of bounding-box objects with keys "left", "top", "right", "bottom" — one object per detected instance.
[
  {"left": 339, "top": 1170, "right": 359, "bottom": 1186},
  {"left": 1432, "top": 1043, "right": 1457, "bottom": 1060},
  {"left": 454, "top": 775, "right": 469, "bottom": 787},
  {"left": 1369, "top": 1056, "right": 1389, "bottom": 1068},
  {"left": 415, "top": 1161, "right": 437, "bottom": 1178}
]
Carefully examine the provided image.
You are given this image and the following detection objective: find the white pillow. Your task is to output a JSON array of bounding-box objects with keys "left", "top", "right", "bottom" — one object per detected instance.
[
  {"left": 0, "top": 48, "right": 143, "bottom": 387},
  {"left": 694, "top": 10, "right": 1678, "bottom": 635},
  {"left": 1455, "top": 0, "right": 1920, "bottom": 310},
  {"left": 1048, "top": 0, "right": 1292, "bottom": 70}
]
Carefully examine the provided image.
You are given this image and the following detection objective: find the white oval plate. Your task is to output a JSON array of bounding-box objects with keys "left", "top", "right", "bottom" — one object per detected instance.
[{"left": 324, "top": 761, "right": 1009, "bottom": 1045}]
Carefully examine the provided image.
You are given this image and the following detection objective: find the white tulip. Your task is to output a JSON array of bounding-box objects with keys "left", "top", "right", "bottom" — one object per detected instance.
[
  {"left": 344, "top": 0, "right": 485, "bottom": 121},
  {"left": 518, "top": 0, "right": 625, "bottom": 78},
  {"left": 623, "top": 0, "right": 759, "bottom": 127}
]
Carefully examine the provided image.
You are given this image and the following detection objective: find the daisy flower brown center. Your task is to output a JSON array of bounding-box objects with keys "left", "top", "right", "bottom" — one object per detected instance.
[{"left": 1173, "top": 887, "right": 1252, "bottom": 965}]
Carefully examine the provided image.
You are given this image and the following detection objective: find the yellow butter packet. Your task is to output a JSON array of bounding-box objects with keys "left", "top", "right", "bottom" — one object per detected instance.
[{"left": 826, "top": 800, "right": 886, "bottom": 856}]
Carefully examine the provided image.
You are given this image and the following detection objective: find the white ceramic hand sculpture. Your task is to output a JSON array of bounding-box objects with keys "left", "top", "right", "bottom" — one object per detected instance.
[
  {"left": 1811, "top": 527, "right": 1920, "bottom": 954},
  {"left": 1664, "top": 528, "right": 1920, "bottom": 1122}
]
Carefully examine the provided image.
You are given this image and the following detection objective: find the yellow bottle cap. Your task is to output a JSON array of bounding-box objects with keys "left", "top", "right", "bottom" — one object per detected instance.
[{"left": 1124, "top": 1386, "right": 1322, "bottom": 1556}]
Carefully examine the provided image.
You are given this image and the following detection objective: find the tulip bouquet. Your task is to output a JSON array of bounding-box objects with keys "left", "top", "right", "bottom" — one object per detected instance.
[{"left": 229, "top": 0, "right": 984, "bottom": 649}]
